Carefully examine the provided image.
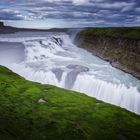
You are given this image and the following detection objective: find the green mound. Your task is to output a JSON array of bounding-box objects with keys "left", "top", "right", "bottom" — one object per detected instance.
[{"left": 0, "top": 65, "right": 140, "bottom": 140}]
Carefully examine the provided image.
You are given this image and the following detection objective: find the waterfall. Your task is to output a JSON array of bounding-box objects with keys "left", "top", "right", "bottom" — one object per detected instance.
[{"left": 0, "top": 31, "right": 140, "bottom": 114}]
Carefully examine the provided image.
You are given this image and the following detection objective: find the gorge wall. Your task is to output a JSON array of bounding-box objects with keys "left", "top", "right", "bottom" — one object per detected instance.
[{"left": 75, "top": 28, "right": 140, "bottom": 79}]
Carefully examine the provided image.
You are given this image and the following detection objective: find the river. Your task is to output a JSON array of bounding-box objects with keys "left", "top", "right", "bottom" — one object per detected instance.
[{"left": 0, "top": 31, "right": 140, "bottom": 114}]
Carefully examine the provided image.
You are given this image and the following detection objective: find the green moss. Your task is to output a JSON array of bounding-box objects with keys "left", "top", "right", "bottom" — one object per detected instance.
[
  {"left": 0, "top": 65, "right": 140, "bottom": 140},
  {"left": 81, "top": 27, "right": 140, "bottom": 40}
]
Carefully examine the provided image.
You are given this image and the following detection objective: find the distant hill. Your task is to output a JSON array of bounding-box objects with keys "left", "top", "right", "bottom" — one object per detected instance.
[{"left": 0, "top": 21, "right": 70, "bottom": 34}]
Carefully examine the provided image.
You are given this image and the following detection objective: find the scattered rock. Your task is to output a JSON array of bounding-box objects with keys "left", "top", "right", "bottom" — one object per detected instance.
[
  {"left": 38, "top": 98, "right": 46, "bottom": 104},
  {"left": 96, "top": 103, "right": 100, "bottom": 106}
]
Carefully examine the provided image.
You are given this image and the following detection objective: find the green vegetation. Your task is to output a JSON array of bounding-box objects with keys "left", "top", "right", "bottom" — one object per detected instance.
[
  {"left": 82, "top": 27, "right": 140, "bottom": 40},
  {"left": 75, "top": 28, "right": 140, "bottom": 79},
  {"left": 0, "top": 65, "right": 140, "bottom": 140}
]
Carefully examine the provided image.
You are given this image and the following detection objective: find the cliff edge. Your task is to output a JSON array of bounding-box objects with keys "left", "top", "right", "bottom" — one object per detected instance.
[{"left": 75, "top": 28, "right": 140, "bottom": 79}]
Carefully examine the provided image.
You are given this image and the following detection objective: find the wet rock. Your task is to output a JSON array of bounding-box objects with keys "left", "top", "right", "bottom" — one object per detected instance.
[
  {"left": 65, "top": 70, "right": 79, "bottom": 89},
  {"left": 65, "top": 64, "right": 89, "bottom": 89},
  {"left": 52, "top": 37, "right": 63, "bottom": 46},
  {"left": 52, "top": 68, "right": 64, "bottom": 82},
  {"left": 66, "top": 64, "right": 89, "bottom": 72}
]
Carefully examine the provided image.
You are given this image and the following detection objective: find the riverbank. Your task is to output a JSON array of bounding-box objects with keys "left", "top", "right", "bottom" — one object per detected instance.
[
  {"left": 0, "top": 65, "right": 140, "bottom": 140},
  {"left": 75, "top": 28, "right": 140, "bottom": 79}
]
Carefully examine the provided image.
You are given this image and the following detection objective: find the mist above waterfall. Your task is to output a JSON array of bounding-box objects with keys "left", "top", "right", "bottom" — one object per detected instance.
[{"left": 0, "top": 31, "right": 140, "bottom": 114}]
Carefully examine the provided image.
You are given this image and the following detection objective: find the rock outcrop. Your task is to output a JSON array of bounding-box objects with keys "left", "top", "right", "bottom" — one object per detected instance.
[
  {"left": 0, "top": 21, "right": 19, "bottom": 33},
  {"left": 0, "top": 22, "right": 4, "bottom": 28}
]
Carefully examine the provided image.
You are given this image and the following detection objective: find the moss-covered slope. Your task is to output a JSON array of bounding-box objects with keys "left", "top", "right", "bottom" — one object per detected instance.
[
  {"left": 0, "top": 65, "right": 140, "bottom": 140},
  {"left": 75, "top": 28, "right": 140, "bottom": 79}
]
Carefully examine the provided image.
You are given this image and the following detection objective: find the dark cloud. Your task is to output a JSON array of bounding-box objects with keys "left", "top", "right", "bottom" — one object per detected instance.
[{"left": 0, "top": 0, "right": 139, "bottom": 27}]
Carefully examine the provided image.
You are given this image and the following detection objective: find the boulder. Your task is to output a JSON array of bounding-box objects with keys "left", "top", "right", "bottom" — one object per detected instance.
[{"left": 38, "top": 98, "right": 46, "bottom": 104}]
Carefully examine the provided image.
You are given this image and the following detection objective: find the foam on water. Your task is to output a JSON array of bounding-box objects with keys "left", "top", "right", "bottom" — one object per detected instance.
[{"left": 0, "top": 31, "right": 140, "bottom": 114}]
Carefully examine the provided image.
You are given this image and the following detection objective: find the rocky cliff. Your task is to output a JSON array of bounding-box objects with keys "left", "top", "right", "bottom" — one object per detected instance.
[
  {"left": 0, "top": 21, "right": 20, "bottom": 33},
  {"left": 75, "top": 28, "right": 140, "bottom": 79},
  {"left": 0, "top": 22, "right": 4, "bottom": 28}
]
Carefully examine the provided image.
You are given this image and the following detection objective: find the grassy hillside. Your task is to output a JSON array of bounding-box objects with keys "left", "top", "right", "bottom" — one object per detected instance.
[
  {"left": 75, "top": 28, "right": 140, "bottom": 79},
  {"left": 81, "top": 27, "right": 140, "bottom": 40},
  {"left": 0, "top": 65, "right": 140, "bottom": 140}
]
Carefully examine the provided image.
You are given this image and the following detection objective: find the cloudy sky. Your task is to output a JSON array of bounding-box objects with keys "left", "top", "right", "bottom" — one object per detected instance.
[{"left": 0, "top": 0, "right": 140, "bottom": 28}]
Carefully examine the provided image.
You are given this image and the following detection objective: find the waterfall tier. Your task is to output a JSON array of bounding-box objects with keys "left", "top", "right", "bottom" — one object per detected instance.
[{"left": 0, "top": 31, "right": 140, "bottom": 114}]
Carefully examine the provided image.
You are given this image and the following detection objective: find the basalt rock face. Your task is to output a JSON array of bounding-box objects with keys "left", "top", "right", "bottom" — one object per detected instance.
[
  {"left": 0, "top": 21, "right": 19, "bottom": 33},
  {"left": 0, "top": 22, "right": 4, "bottom": 28},
  {"left": 75, "top": 28, "right": 140, "bottom": 79}
]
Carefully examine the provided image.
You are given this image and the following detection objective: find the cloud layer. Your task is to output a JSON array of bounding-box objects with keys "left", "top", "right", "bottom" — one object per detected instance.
[{"left": 0, "top": 0, "right": 140, "bottom": 27}]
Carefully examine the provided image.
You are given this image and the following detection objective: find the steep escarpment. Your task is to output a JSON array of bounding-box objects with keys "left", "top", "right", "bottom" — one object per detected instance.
[
  {"left": 0, "top": 65, "right": 140, "bottom": 140},
  {"left": 75, "top": 28, "right": 140, "bottom": 79}
]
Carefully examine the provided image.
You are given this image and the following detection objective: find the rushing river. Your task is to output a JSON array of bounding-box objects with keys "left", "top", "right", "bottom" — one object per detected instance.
[{"left": 0, "top": 31, "right": 140, "bottom": 114}]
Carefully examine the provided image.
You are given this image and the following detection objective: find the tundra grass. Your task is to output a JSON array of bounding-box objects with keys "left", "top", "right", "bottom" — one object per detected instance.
[{"left": 0, "top": 65, "right": 140, "bottom": 140}]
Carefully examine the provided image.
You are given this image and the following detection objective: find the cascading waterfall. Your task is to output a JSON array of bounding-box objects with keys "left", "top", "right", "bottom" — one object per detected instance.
[{"left": 0, "top": 31, "right": 140, "bottom": 114}]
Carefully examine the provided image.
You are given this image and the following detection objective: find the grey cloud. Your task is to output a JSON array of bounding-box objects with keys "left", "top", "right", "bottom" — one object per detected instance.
[{"left": 0, "top": 0, "right": 139, "bottom": 27}]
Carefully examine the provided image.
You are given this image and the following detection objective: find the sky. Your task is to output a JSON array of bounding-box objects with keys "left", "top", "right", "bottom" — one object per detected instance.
[{"left": 0, "top": 0, "right": 140, "bottom": 28}]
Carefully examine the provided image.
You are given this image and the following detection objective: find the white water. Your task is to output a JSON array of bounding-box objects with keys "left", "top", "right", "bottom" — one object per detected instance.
[{"left": 0, "top": 31, "right": 140, "bottom": 114}]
